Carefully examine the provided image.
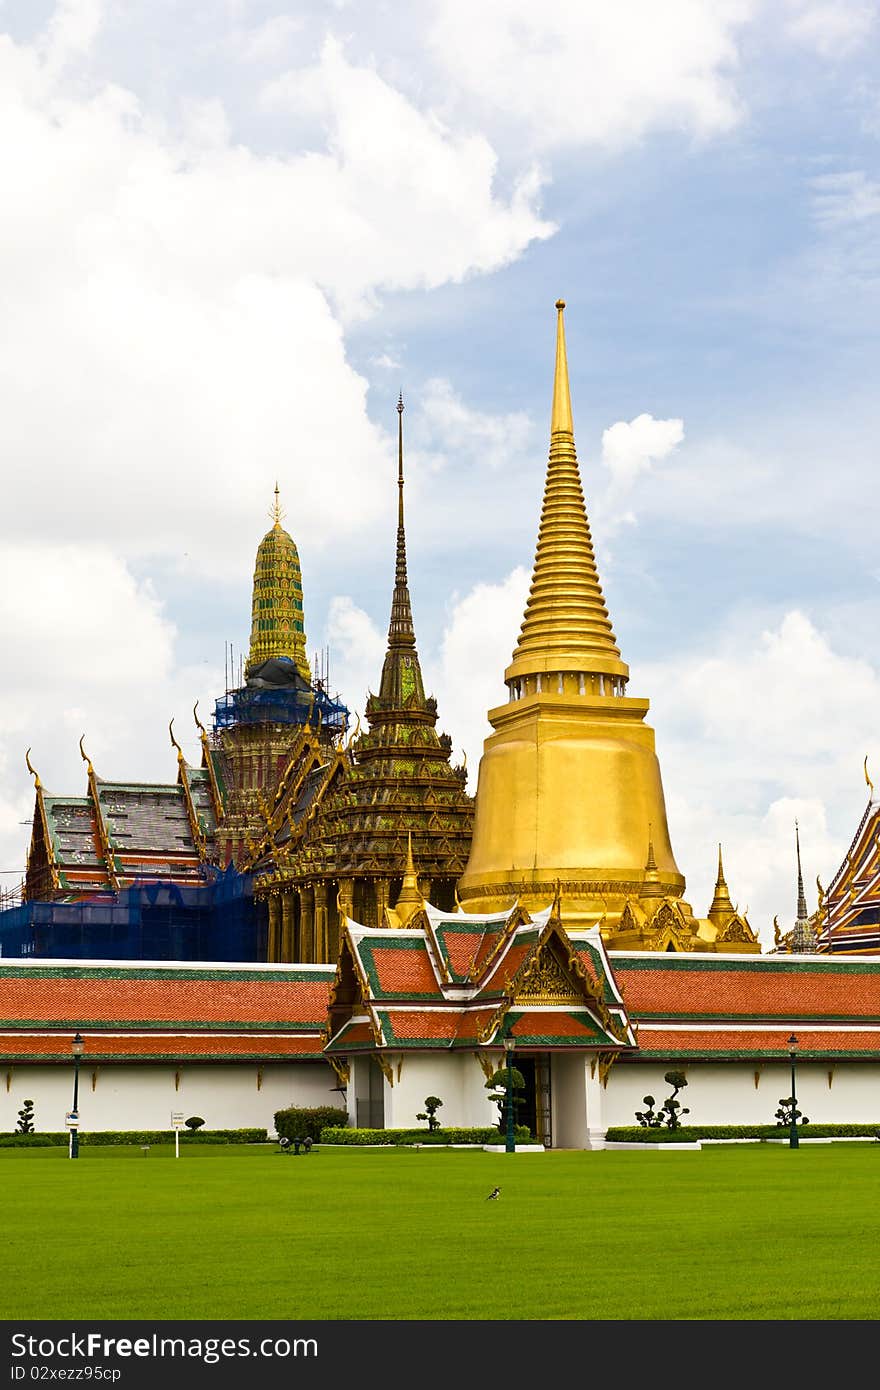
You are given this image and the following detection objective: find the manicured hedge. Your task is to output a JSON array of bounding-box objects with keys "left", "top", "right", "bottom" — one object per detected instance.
[
  {"left": 605, "top": 1124, "right": 880, "bottom": 1144},
  {"left": 274, "top": 1106, "right": 347, "bottom": 1144},
  {"left": 0, "top": 1128, "right": 267, "bottom": 1148},
  {"left": 319, "top": 1125, "right": 533, "bottom": 1146}
]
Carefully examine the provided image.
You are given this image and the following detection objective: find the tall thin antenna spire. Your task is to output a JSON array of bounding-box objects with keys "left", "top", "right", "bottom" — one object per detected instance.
[
  {"left": 395, "top": 392, "right": 407, "bottom": 591},
  {"left": 386, "top": 394, "right": 414, "bottom": 646}
]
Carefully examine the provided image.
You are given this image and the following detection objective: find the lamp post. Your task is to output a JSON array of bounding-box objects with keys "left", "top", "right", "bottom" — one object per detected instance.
[
  {"left": 70, "top": 1032, "right": 84, "bottom": 1160},
  {"left": 503, "top": 1034, "right": 516, "bottom": 1154},
  {"left": 788, "top": 1033, "right": 799, "bottom": 1150}
]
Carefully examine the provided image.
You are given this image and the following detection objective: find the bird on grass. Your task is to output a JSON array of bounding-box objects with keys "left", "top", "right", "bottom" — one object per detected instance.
[{"left": 485, "top": 1186, "right": 501, "bottom": 1201}]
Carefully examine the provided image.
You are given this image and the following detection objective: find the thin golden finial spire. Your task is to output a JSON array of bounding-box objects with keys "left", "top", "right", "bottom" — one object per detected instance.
[
  {"left": 271, "top": 482, "right": 283, "bottom": 527},
  {"left": 506, "top": 299, "right": 628, "bottom": 686},
  {"left": 551, "top": 299, "right": 574, "bottom": 436},
  {"left": 640, "top": 827, "right": 663, "bottom": 897},
  {"left": 717, "top": 843, "right": 726, "bottom": 887}
]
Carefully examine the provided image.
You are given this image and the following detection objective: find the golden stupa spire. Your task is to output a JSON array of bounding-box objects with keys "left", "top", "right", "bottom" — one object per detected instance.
[
  {"left": 246, "top": 483, "right": 310, "bottom": 683},
  {"left": 505, "top": 299, "right": 628, "bottom": 686},
  {"left": 707, "top": 843, "right": 734, "bottom": 923},
  {"left": 641, "top": 829, "right": 664, "bottom": 898},
  {"left": 392, "top": 831, "right": 424, "bottom": 927}
]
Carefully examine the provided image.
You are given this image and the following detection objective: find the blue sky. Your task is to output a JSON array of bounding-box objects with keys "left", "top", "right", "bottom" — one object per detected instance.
[{"left": 1, "top": 1, "right": 878, "bottom": 940}]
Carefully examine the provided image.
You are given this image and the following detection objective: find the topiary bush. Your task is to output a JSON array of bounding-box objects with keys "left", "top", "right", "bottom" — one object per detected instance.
[
  {"left": 274, "top": 1106, "right": 348, "bottom": 1144},
  {"left": 185, "top": 1116, "right": 205, "bottom": 1132},
  {"left": 16, "top": 1099, "right": 35, "bottom": 1134}
]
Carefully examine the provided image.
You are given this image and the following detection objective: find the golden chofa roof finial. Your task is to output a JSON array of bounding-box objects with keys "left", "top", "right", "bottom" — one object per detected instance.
[
  {"left": 25, "top": 748, "right": 42, "bottom": 791},
  {"left": 78, "top": 736, "right": 95, "bottom": 778}
]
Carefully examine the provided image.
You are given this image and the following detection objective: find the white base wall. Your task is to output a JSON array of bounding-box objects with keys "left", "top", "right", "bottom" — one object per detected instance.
[
  {"left": 0, "top": 1062, "right": 339, "bottom": 1135},
  {"left": 602, "top": 1060, "right": 880, "bottom": 1131},
  {"left": 384, "top": 1053, "right": 498, "bottom": 1131},
  {"left": 6, "top": 1055, "right": 879, "bottom": 1145}
]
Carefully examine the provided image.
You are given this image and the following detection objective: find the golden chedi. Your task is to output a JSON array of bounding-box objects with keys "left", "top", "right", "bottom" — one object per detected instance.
[{"left": 458, "top": 300, "right": 686, "bottom": 932}]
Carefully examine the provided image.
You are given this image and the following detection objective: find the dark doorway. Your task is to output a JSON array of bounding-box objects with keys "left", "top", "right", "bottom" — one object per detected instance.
[{"left": 514, "top": 1056, "right": 538, "bottom": 1139}]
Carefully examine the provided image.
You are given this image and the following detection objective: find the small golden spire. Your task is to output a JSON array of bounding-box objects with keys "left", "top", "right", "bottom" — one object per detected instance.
[
  {"left": 707, "top": 842, "right": 734, "bottom": 924},
  {"left": 271, "top": 482, "right": 284, "bottom": 527},
  {"left": 393, "top": 831, "right": 424, "bottom": 927},
  {"left": 641, "top": 830, "right": 664, "bottom": 898},
  {"left": 25, "top": 748, "right": 42, "bottom": 791}
]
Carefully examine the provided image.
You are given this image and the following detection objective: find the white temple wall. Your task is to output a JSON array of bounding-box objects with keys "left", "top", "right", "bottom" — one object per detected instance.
[
  {"left": 384, "top": 1053, "right": 497, "bottom": 1130},
  {"left": 0, "top": 1061, "right": 338, "bottom": 1135},
  {"left": 603, "top": 1061, "right": 880, "bottom": 1129},
  {"left": 6, "top": 1056, "right": 880, "bottom": 1144}
]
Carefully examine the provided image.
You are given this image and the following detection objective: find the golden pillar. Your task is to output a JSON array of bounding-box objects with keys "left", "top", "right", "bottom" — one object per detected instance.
[
  {"left": 458, "top": 301, "right": 684, "bottom": 930},
  {"left": 374, "top": 878, "right": 390, "bottom": 928},
  {"left": 280, "top": 893, "right": 294, "bottom": 963},
  {"left": 267, "top": 894, "right": 281, "bottom": 963},
  {"left": 300, "top": 886, "right": 315, "bottom": 963},
  {"left": 314, "top": 882, "right": 329, "bottom": 963}
]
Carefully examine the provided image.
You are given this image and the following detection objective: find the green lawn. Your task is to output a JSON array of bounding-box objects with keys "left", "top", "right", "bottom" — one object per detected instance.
[{"left": 3, "top": 1143, "right": 879, "bottom": 1320}]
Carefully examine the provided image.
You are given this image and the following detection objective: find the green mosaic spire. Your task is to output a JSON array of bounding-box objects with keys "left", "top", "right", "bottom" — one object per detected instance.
[{"left": 245, "top": 485, "right": 311, "bottom": 682}]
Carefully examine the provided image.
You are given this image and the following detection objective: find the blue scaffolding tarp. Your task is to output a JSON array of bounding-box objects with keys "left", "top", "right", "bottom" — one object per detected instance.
[{"left": 0, "top": 866, "right": 266, "bottom": 961}]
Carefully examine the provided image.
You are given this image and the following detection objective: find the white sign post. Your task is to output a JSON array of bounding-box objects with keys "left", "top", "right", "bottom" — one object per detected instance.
[
  {"left": 65, "top": 1111, "right": 79, "bottom": 1159},
  {"left": 171, "top": 1111, "right": 185, "bottom": 1158}
]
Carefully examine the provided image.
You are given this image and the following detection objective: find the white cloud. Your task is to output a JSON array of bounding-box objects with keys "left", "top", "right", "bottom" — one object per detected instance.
[
  {"left": 413, "top": 378, "right": 533, "bottom": 474},
  {"left": 0, "top": 542, "right": 221, "bottom": 886},
  {"left": 238, "top": 14, "right": 305, "bottom": 65},
  {"left": 642, "top": 610, "right": 880, "bottom": 943},
  {"left": 586, "top": 413, "right": 685, "bottom": 544},
  {"left": 601, "top": 414, "right": 684, "bottom": 490},
  {"left": 431, "top": 567, "right": 532, "bottom": 788},
  {"left": 810, "top": 169, "right": 880, "bottom": 227},
  {"left": 784, "top": 1, "right": 874, "bottom": 58},
  {"left": 324, "top": 595, "right": 387, "bottom": 724},
  {"left": 429, "top": 0, "right": 752, "bottom": 151},
  {"left": 0, "top": 18, "right": 551, "bottom": 584}
]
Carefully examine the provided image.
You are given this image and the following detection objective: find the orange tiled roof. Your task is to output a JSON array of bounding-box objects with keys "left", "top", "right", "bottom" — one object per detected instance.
[
  {"left": 0, "top": 965, "right": 333, "bottom": 1030},
  {"left": 635, "top": 1027, "right": 880, "bottom": 1058},
  {"left": 611, "top": 956, "right": 880, "bottom": 1021}
]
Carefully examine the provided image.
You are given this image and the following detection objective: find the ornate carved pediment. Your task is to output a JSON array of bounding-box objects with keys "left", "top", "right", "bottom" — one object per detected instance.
[
  {"left": 720, "top": 915, "right": 757, "bottom": 945},
  {"left": 516, "top": 946, "right": 581, "bottom": 1006},
  {"left": 646, "top": 900, "right": 693, "bottom": 953}
]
